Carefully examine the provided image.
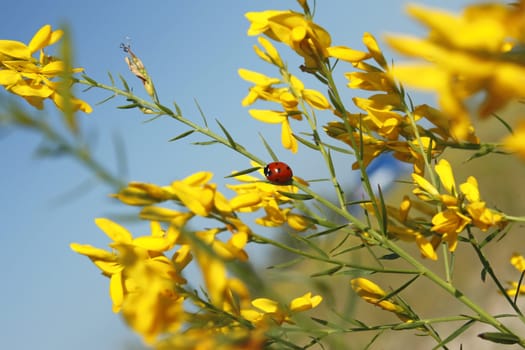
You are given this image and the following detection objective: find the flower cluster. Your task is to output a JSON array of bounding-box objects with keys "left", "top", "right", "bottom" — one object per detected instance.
[
  {"left": 387, "top": 2, "right": 525, "bottom": 142},
  {"left": 412, "top": 159, "right": 504, "bottom": 252},
  {"left": 0, "top": 24, "right": 91, "bottom": 113},
  {"left": 239, "top": 35, "right": 331, "bottom": 153},
  {"left": 71, "top": 171, "right": 321, "bottom": 345}
]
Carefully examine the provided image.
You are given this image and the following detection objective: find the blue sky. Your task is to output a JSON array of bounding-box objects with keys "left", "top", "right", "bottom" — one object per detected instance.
[{"left": 1, "top": 1, "right": 474, "bottom": 349}]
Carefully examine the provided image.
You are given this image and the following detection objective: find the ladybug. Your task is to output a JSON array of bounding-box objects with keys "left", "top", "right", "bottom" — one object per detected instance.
[{"left": 264, "top": 161, "right": 293, "bottom": 184}]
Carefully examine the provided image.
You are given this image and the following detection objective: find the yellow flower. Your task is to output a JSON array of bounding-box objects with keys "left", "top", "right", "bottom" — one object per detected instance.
[
  {"left": 511, "top": 253, "right": 525, "bottom": 273},
  {"left": 228, "top": 168, "right": 307, "bottom": 230},
  {"left": 431, "top": 208, "right": 471, "bottom": 251},
  {"left": 502, "top": 120, "right": 525, "bottom": 160},
  {"left": 70, "top": 218, "right": 187, "bottom": 316},
  {"left": 326, "top": 45, "right": 370, "bottom": 63},
  {"left": 350, "top": 278, "right": 409, "bottom": 320},
  {"left": 505, "top": 253, "right": 525, "bottom": 297},
  {"left": 0, "top": 24, "right": 91, "bottom": 113},
  {"left": 241, "top": 292, "right": 322, "bottom": 326},
  {"left": 253, "top": 36, "right": 284, "bottom": 68},
  {"left": 289, "top": 292, "right": 323, "bottom": 312},
  {"left": 245, "top": 10, "right": 331, "bottom": 69},
  {"left": 387, "top": 3, "right": 525, "bottom": 141}
]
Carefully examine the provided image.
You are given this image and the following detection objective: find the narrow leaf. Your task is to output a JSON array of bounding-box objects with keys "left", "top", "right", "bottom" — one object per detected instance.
[
  {"left": 225, "top": 166, "right": 261, "bottom": 178},
  {"left": 310, "top": 265, "right": 343, "bottom": 277},
  {"left": 117, "top": 103, "right": 141, "bottom": 109},
  {"left": 277, "top": 191, "right": 314, "bottom": 200},
  {"left": 306, "top": 224, "right": 348, "bottom": 239},
  {"left": 118, "top": 74, "right": 130, "bottom": 91},
  {"left": 259, "top": 133, "right": 278, "bottom": 162},
  {"left": 293, "top": 133, "right": 319, "bottom": 150},
  {"left": 193, "top": 140, "right": 219, "bottom": 146},
  {"left": 478, "top": 332, "right": 520, "bottom": 345},
  {"left": 216, "top": 119, "right": 237, "bottom": 149},
  {"left": 156, "top": 103, "right": 172, "bottom": 115},
  {"left": 169, "top": 129, "right": 195, "bottom": 142},
  {"left": 194, "top": 99, "right": 208, "bottom": 128}
]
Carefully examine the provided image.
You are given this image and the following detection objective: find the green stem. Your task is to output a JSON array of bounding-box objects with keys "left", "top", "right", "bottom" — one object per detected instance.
[{"left": 78, "top": 78, "right": 266, "bottom": 166}]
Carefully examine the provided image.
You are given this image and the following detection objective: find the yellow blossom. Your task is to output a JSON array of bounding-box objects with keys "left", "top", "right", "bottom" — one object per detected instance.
[
  {"left": 431, "top": 208, "right": 471, "bottom": 251},
  {"left": 511, "top": 253, "right": 525, "bottom": 273},
  {"left": 505, "top": 253, "right": 525, "bottom": 297},
  {"left": 245, "top": 10, "right": 331, "bottom": 69},
  {"left": 242, "top": 292, "right": 322, "bottom": 326},
  {"left": 387, "top": 3, "right": 525, "bottom": 141},
  {"left": 351, "top": 278, "right": 409, "bottom": 320},
  {"left": 253, "top": 36, "right": 284, "bottom": 68},
  {"left": 502, "top": 120, "right": 525, "bottom": 160},
  {"left": 0, "top": 24, "right": 91, "bottom": 113}
]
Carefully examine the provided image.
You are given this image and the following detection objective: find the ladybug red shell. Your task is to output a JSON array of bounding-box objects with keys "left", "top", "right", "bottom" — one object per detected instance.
[{"left": 264, "top": 161, "right": 293, "bottom": 184}]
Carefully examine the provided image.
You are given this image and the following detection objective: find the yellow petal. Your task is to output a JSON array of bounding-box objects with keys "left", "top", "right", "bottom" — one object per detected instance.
[
  {"left": 511, "top": 253, "right": 525, "bottom": 273},
  {"left": 326, "top": 45, "right": 370, "bottom": 62},
  {"left": 390, "top": 63, "right": 448, "bottom": 91},
  {"left": 460, "top": 176, "right": 480, "bottom": 202},
  {"left": 132, "top": 236, "right": 170, "bottom": 252},
  {"left": 289, "top": 292, "right": 322, "bottom": 312},
  {"left": 181, "top": 171, "right": 213, "bottom": 186},
  {"left": 28, "top": 24, "right": 52, "bottom": 54},
  {"left": 363, "top": 32, "right": 386, "bottom": 67},
  {"left": 110, "top": 272, "right": 124, "bottom": 313},
  {"left": 351, "top": 277, "right": 386, "bottom": 298},
  {"left": 230, "top": 192, "right": 262, "bottom": 211},
  {"left": 281, "top": 118, "right": 298, "bottom": 153},
  {"left": 302, "top": 88, "right": 330, "bottom": 110},
  {"left": 238, "top": 68, "right": 280, "bottom": 86},
  {"left": 0, "top": 69, "right": 21, "bottom": 85},
  {"left": 69, "top": 243, "right": 115, "bottom": 261},
  {"left": 249, "top": 109, "right": 287, "bottom": 124},
  {"left": 415, "top": 234, "right": 438, "bottom": 260},
  {"left": 95, "top": 218, "right": 133, "bottom": 243},
  {"left": 252, "top": 298, "right": 279, "bottom": 313},
  {"left": 435, "top": 159, "right": 456, "bottom": 195},
  {"left": 0, "top": 40, "right": 30, "bottom": 59}
]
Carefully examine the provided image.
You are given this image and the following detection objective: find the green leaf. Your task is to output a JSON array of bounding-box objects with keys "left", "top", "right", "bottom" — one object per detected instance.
[
  {"left": 306, "top": 224, "right": 348, "bottom": 239},
  {"left": 291, "top": 233, "right": 329, "bottom": 258},
  {"left": 107, "top": 71, "right": 115, "bottom": 86},
  {"left": 194, "top": 99, "right": 208, "bottom": 128},
  {"left": 173, "top": 101, "right": 182, "bottom": 116},
  {"left": 432, "top": 319, "right": 475, "bottom": 349},
  {"left": 193, "top": 140, "right": 219, "bottom": 146},
  {"left": 493, "top": 113, "right": 514, "bottom": 134},
  {"left": 169, "top": 129, "right": 195, "bottom": 142},
  {"left": 380, "top": 253, "right": 400, "bottom": 260},
  {"left": 310, "top": 317, "right": 345, "bottom": 330},
  {"left": 293, "top": 133, "right": 319, "bottom": 150},
  {"left": 259, "top": 133, "right": 278, "bottom": 162},
  {"left": 156, "top": 103, "right": 173, "bottom": 115},
  {"left": 225, "top": 166, "right": 261, "bottom": 178},
  {"left": 95, "top": 94, "right": 115, "bottom": 106},
  {"left": 345, "top": 199, "right": 372, "bottom": 206},
  {"left": 480, "top": 267, "right": 487, "bottom": 282},
  {"left": 117, "top": 103, "right": 141, "bottom": 109},
  {"left": 328, "top": 88, "right": 344, "bottom": 113},
  {"left": 310, "top": 265, "right": 343, "bottom": 277},
  {"left": 478, "top": 332, "right": 521, "bottom": 345},
  {"left": 216, "top": 119, "right": 237, "bottom": 149},
  {"left": 276, "top": 191, "right": 314, "bottom": 200},
  {"left": 81, "top": 74, "right": 98, "bottom": 86},
  {"left": 118, "top": 74, "right": 130, "bottom": 92},
  {"left": 266, "top": 257, "right": 303, "bottom": 269}
]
